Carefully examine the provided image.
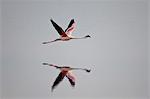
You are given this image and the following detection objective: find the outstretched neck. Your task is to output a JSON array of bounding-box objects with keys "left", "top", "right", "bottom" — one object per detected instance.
[
  {"left": 71, "top": 35, "right": 91, "bottom": 39},
  {"left": 71, "top": 67, "right": 91, "bottom": 72}
]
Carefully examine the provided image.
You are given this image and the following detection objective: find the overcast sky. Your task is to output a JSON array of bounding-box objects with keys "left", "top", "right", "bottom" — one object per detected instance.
[
  {"left": 1, "top": 0, "right": 149, "bottom": 99},
  {"left": 0, "top": 0, "right": 2, "bottom": 98}
]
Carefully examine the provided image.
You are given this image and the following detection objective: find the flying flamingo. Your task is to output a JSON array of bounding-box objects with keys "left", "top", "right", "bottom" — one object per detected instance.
[
  {"left": 42, "top": 19, "right": 91, "bottom": 44},
  {"left": 42, "top": 63, "right": 91, "bottom": 92}
]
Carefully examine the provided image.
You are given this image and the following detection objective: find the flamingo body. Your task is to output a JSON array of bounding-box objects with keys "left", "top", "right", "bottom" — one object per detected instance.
[{"left": 61, "top": 36, "right": 71, "bottom": 41}]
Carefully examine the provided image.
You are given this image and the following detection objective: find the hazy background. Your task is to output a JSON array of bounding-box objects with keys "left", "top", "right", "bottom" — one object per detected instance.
[
  {"left": 0, "top": 0, "right": 2, "bottom": 98},
  {"left": 1, "top": 0, "right": 149, "bottom": 99},
  {"left": 148, "top": 0, "right": 150, "bottom": 98}
]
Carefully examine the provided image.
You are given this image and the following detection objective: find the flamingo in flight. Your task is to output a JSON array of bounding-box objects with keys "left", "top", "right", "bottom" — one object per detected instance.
[
  {"left": 42, "top": 19, "right": 91, "bottom": 44},
  {"left": 43, "top": 63, "right": 91, "bottom": 92}
]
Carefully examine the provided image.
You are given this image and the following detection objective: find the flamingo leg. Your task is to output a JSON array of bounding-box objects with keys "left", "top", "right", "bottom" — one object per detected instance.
[
  {"left": 42, "top": 63, "right": 62, "bottom": 69},
  {"left": 42, "top": 39, "right": 61, "bottom": 44}
]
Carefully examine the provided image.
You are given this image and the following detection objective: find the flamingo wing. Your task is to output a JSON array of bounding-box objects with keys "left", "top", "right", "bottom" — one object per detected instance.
[
  {"left": 51, "top": 71, "right": 68, "bottom": 91},
  {"left": 65, "top": 19, "right": 75, "bottom": 36},
  {"left": 66, "top": 71, "right": 75, "bottom": 87},
  {"left": 50, "top": 19, "right": 67, "bottom": 37}
]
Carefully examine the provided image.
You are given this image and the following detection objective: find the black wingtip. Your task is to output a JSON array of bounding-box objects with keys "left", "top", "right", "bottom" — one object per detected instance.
[
  {"left": 51, "top": 87, "right": 54, "bottom": 92},
  {"left": 71, "top": 84, "right": 75, "bottom": 88},
  {"left": 71, "top": 19, "right": 75, "bottom": 22},
  {"left": 50, "top": 18, "right": 53, "bottom": 22},
  {"left": 51, "top": 85, "right": 56, "bottom": 92}
]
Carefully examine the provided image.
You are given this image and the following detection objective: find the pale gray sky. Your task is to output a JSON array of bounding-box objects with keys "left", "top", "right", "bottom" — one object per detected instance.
[
  {"left": 0, "top": 0, "right": 2, "bottom": 98},
  {"left": 148, "top": 0, "right": 150, "bottom": 98},
  {"left": 1, "top": 0, "right": 149, "bottom": 99}
]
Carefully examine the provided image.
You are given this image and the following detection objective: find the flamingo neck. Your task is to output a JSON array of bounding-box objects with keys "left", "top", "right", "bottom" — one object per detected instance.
[
  {"left": 71, "top": 67, "right": 91, "bottom": 72},
  {"left": 71, "top": 35, "right": 90, "bottom": 39},
  {"left": 71, "top": 37, "right": 86, "bottom": 39},
  {"left": 71, "top": 67, "right": 85, "bottom": 70}
]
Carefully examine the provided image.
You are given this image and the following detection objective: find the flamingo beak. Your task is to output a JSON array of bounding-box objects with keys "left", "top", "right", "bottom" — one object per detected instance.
[
  {"left": 86, "top": 69, "right": 91, "bottom": 72},
  {"left": 85, "top": 35, "right": 91, "bottom": 38}
]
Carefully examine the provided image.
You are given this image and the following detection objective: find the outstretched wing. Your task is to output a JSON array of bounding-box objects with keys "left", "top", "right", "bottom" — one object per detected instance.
[
  {"left": 66, "top": 71, "right": 75, "bottom": 87},
  {"left": 50, "top": 19, "right": 67, "bottom": 37},
  {"left": 65, "top": 19, "right": 75, "bottom": 36},
  {"left": 51, "top": 71, "right": 68, "bottom": 91}
]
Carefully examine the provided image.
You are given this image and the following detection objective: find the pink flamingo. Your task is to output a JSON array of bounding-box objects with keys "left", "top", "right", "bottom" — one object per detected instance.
[
  {"left": 43, "top": 19, "right": 91, "bottom": 44},
  {"left": 43, "top": 63, "right": 91, "bottom": 91}
]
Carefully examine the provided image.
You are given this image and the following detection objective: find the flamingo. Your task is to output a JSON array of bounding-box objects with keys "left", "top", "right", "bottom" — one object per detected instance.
[
  {"left": 42, "top": 19, "right": 91, "bottom": 44},
  {"left": 42, "top": 63, "right": 91, "bottom": 92}
]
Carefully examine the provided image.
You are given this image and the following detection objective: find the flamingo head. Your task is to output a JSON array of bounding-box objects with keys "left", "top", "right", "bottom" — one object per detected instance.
[
  {"left": 84, "top": 35, "right": 91, "bottom": 38},
  {"left": 85, "top": 69, "right": 91, "bottom": 73}
]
